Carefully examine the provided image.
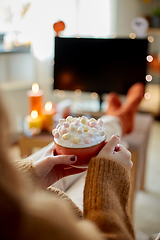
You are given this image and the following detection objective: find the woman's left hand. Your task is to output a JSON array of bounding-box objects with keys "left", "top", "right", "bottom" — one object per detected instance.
[{"left": 33, "top": 143, "right": 86, "bottom": 189}]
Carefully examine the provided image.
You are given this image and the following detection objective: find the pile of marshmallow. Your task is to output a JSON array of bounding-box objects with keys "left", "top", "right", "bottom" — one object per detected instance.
[{"left": 52, "top": 116, "right": 106, "bottom": 148}]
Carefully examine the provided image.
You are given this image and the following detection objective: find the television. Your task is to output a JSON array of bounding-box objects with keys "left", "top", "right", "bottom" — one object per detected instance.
[{"left": 53, "top": 37, "right": 148, "bottom": 104}]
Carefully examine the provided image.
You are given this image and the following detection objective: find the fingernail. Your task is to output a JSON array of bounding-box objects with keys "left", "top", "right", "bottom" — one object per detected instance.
[
  {"left": 70, "top": 155, "right": 76, "bottom": 161},
  {"left": 117, "top": 135, "right": 120, "bottom": 138}
]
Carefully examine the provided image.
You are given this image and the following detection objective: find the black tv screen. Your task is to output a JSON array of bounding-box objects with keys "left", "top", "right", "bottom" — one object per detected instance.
[{"left": 53, "top": 37, "right": 148, "bottom": 99}]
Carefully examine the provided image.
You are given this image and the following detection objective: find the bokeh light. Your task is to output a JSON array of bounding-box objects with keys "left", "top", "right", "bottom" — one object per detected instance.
[
  {"left": 144, "top": 92, "right": 151, "bottom": 100},
  {"left": 74, "top": 89, "right": 82, "bottom": 96},
  {"left": 148, "top": 36, "right": 154, "bottom": 43},
  {"left": 91, "top": 92, "right": 98, "bottom": 99},
  {"left": 145, "top": 74, "right": 152, "bottom": 82},
  {"left": 129, "top": 33, "right": 136, "bottom": 39},
  {"left": 53, "top": 89, "right": 60, "bottom": 96},
  {"left": 47, "top": 77, "right": 54, "bottom": 84},
  {"left": 146, "top": 55, "right": 153, "bottom": 62},
  {"left": 59, "top": 90, "right": 65, "bottom": 97}
]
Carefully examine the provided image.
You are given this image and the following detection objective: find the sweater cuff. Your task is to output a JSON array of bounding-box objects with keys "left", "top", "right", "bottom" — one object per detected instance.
[
  {"left": 84, "top": 157, "right": 130, "bottom": 213},
  {"left": 12, "top": 158, "right": 41, "bottom": 187}
]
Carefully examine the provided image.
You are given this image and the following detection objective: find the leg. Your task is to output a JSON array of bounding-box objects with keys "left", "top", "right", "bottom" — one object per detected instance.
[
  {"left": 106, "top": 82, "right": 145, "bottom": 135},
  {"left": 100, "top": 115, "right": 122, "bottom": 139}
]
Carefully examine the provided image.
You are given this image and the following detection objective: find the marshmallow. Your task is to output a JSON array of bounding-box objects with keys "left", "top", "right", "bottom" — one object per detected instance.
[
  {"left": 62, "top": 133, "right": 70, "bottom": 140},
  {"left": 54, "top": 132, "right": 59, "bottom": 139},
  {"left": 66, "top": 116, "right": 73, "bottom": 122},
  {"left": 83, "top": 125, "right": 90, "bottom": 132},
  {"left": 60, "top": 127, "right": 67, "bottom": 135},
  {"left": 80, "top": 118, "right": 86, "bottom": 125},
  {"left": 59, "top": 119, "right": 65, "bottom": 125},
  {"left": 84, "top": 138, "right": 91, "bottom": 144},
  {"left": 69, "top": 124, "right": 76, "bottom": 131},
  {"left": 64, "top": 122, "right": 70, "bottom": 128},
  {"left": 77, "top": 126, "right": 83, "bottom": 134},
  {"left": 72, "top": 137, "right": 81, "bottom": 144},
  {"left": 52, "top": 115, "right": 106, "bottom": 148}
]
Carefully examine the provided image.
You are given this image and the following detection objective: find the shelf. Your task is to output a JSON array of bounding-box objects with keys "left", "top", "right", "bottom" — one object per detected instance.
[
  {"left": 147, "top": 28, "right": 160, "bottom": 35},
  {"left": 0, "top": 43, "right": 30, "bottom": 54},
  {"left": 0, "top": 81, "right": 32, "bottom": 91}
]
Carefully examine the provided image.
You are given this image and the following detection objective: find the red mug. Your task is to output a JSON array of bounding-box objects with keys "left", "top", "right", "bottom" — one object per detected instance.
[{"left": 54, "top": 140, "right": 106, "bottom": 168}]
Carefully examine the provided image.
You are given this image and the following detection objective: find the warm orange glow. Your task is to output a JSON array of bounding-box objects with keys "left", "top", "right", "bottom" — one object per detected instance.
[
  {"left": 61, "top": 72, "right": 72, "bottom": 84},
  {"left": 91, "top": 92, "right": 98, "bottom": 99},
  {"left": 144, "top": 92, "right": 151, "bottom": 100},
  {"left": 146, "top": 55, "right": 153, "bottom": 62},
  {"left": 145, "top": 75, "right": 152, "bottom": 82},
  {"left": 31, "top": 110, "right": 38, "bottom": 119},
  {"left": 45, "top": 101, "right": 53, "bottom": 111},
  {"left": 142, "top": 0, "right": 151, "bottom": 4},
  {"left": 32, "top": 83, "right": 39, "bottom": 93},
  {"left": 148, "top": 54, "right": 160, "bottom": 72},
  {"left": 129, "top": 33, "right": 136, "bottom": 39},
  {"left": 148, "top": 36, "right": 154, "bottom": 43}
]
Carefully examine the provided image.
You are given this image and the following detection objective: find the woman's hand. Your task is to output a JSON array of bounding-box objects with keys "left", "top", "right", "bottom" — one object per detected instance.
[
  {"left": 33, "top": 143, "right": 86, "bottom": 189},
  {"left": 97, "top": 135, "right": 133, "bottom": 171}
]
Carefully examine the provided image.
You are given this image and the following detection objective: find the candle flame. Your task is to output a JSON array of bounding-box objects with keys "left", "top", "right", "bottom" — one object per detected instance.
[
  {"left": 32, "top": 83, "right": 39, "bottom": 93},
  {"left": 45, "top": 101, "right": 52, "bottom": 111},
  {"left": 31, "top": 110, "right": 38, "bottom": 119}
]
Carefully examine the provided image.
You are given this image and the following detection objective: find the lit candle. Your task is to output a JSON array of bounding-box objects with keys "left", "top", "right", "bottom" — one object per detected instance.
[
  {"left": 27, "top": 83, "right": 44, "bottom": 115},
  {"left": 25, "top": 110, "right": 43, "bottom": 130},
  {"left": 42, "top": 101, "right": 56, "bottom": 131}
]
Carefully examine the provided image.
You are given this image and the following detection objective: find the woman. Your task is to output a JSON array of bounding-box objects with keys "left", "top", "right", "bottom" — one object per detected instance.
[{"left": 0, "top": 93, "right": 134, "bottom": 240}]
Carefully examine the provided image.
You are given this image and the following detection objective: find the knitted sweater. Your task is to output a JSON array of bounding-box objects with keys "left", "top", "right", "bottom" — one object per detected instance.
[{"left": 0, "top": 156, "right": 135, "bottom": 240}]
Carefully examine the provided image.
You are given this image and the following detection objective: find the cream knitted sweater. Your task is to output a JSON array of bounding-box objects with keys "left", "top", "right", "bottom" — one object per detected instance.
[{"left": 0, "top": 156, "right": 135, "bottom": 240}]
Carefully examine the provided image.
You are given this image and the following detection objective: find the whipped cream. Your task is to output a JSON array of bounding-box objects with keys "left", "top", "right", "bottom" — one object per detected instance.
[{"left": 52, "top": 116, "right": 106, "bottom": 148}]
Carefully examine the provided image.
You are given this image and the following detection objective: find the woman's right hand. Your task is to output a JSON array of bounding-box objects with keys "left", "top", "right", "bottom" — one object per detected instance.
[
  {"left": 97, "top": 135, "right": 133, "bottom": 171},
  {"left": 32, "top": 143, "right": 86, "bottom": 189}
]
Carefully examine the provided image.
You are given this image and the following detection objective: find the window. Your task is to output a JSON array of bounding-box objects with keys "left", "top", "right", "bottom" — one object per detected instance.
[{"left": 0, "top": 0, "right": 117, "bottom": 84}]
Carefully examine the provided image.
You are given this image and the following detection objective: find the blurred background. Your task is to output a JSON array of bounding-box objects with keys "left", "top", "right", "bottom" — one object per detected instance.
[
  {"left": 1, "top": 0, "right": 160, "bottom": 237},
  {"left": 0, "top": 0, "right": 160, "bottom": 139}
]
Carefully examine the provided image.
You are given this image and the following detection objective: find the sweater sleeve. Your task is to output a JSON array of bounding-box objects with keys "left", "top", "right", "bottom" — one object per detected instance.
[
  {"left": 12, "top": 158, "right": 83, "bottom": 217},
  {"left": 83, "top": 157, "right": 135, "bottom": 240},
  {"left": 12, "top": 158, "right": 40, "bottom": 187}
]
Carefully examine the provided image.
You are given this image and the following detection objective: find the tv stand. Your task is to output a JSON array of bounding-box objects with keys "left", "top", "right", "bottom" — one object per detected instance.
[{"left": 72, "top": 98, "right": 104, "bottom": 118}]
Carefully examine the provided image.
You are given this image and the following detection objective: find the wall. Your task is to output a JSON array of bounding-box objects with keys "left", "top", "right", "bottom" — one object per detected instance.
[
  {"left": 116, "top": 0, "right": 160, "bottom": 37},
  {"left": 1, "top": 83, "right": 31, "bottom": 142}
]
